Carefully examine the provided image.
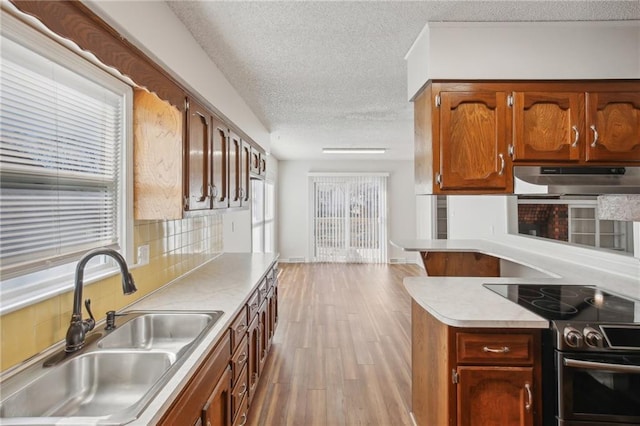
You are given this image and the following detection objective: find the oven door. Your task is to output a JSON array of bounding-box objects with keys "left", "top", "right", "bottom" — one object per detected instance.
[{"left": 558, "top": 352, "right": 640, "bottom": 425}]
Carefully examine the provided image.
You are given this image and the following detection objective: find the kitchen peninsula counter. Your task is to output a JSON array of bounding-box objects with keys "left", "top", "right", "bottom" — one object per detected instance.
[{"left": 394, "top": 237, "right": 640, "bottom": 329}]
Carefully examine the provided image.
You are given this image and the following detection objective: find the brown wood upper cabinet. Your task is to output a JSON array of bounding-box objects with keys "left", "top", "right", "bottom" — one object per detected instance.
[
  {"left": 211, "top": 117, "right": 230, "bottom": 209},
  {"left": 436, "top": 89, "right": 510, "bottom": 192},
  {"left": 511, "top": 91, "right": 584, "bottom": 162},
  {"left": 511, "top": 89, "right": 640, "bottom": 163},
  {"left": 185, "top": 98, "right": 212, "bottom": 211},
  {"left": 133, "top": 89, "right": 184, "bottom": 220},
  {"left": 585, "top": 91, "right": 640, "bottom": 162},
  {"left": 417, "top": 81, "right": 640, "bottom": 194},
  {"left": 228, "top": 132, "right": 242, "bottom": 208}
]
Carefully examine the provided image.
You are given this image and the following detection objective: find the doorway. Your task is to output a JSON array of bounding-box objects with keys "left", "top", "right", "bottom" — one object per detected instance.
[{"left": 310, "top": 174, "right": 388, "bottom": 263}]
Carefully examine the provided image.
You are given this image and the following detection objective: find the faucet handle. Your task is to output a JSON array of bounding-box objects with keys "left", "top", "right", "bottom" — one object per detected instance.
[
  {"left": 105, "top": 310, "right": 117, "bottom": 330},
  {"left": 84, "top": 299, "right": 96, "bottom": 332}
]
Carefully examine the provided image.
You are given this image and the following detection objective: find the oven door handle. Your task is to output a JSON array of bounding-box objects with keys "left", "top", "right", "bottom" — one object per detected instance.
[{"left": 564, "top": 358, "right": 640, "bottom": 373}]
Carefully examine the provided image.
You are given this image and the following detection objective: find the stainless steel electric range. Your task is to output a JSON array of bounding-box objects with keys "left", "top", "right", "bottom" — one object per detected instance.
[{"left": 484, "top": 284, "right": 640, "bottom": 426}]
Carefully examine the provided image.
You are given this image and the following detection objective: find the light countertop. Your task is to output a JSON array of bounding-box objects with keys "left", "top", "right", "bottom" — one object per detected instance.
[
  {"left": 126, "top": 252, "right": 278, "bottom": 425},
  {"left": 394, "top": 238, "right": 640, "bottom": 329}
]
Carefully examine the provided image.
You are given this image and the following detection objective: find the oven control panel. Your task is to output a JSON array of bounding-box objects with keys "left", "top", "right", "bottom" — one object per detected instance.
[{"left": 557, "top": 323, "right": 640, "bottom": 352}]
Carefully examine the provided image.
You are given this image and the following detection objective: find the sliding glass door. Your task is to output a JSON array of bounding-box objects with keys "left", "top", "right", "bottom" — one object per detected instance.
[{"left": 310, "top": 174, "right": 387, "bottom": 263}]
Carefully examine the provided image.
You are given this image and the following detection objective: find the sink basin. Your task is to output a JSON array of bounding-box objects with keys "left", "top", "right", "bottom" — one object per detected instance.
[
  {"left": 98, "top": 312, "right": 219, "bottom": 353},
  {"left": 0, "top": 351, "right": 174, "bottom": 418},
  {"left": 0, "top": 310, "right": 224, "bottom": 425}
]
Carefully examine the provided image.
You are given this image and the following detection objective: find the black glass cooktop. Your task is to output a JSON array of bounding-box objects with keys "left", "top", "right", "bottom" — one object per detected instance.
[{"left": 483, "top": 284, "right": 638, "bottom": 323}]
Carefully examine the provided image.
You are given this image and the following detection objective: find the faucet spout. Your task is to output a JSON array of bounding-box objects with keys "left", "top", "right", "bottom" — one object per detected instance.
[{"left": 65, "top": 248, "right": 137, "bottom": 353}]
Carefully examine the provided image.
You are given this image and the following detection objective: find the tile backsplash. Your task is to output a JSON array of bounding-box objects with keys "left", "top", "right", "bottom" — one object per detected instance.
[{"left": 0, "top": 215, "right": 223, "bottom": 372}]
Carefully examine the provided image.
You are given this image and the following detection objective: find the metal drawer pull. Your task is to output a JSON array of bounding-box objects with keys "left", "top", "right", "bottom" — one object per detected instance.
[
  {"left": 564, "top": 358, "right": 640, "bottom": 373},
  {"left": 250, "top": 302, "right": 258, "bottom": 310},
  {"left": 237, "top": 352, "right": 248, "bottom": 365},
  {"left": 571, "top": 125, "right": 579, "bottom": 147},
  {"left": 590, "top": 125, "right": 599, "bottom": 147},
  {"left": 236, "top": 324, "right": 248, "bottom": 334},
  {"left": 238, "top": 413, "right": 247, "bottom": 426},
  {"left": 524, "top": 383, "right": 532, "bottom": 412},
  {"left": 482, "top": 346, "right": 510, "bottom": 354},
  {"left": 237, "top": 383, "right": 247, "bottom": 398}
]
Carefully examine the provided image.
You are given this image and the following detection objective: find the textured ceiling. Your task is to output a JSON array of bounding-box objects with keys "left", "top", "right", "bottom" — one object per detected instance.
[{"left": 167, "top": 1, "right": 640, "bottom": 161}]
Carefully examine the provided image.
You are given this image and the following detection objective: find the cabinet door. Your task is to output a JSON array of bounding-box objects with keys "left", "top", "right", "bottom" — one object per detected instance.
[
  {"left": 228, "top": 132, "right": 242, "bottom": 208},
  {"left": 438, "top": 91, "right": 509, "bottom": 191},
  {"left": 258, "top": 300, "right": 269, "bottom": 372},
  {"left": 202, "top": 366, "right": 232, "bottom": 426},
  {"left": 185, "top": 99, "right": 211, "bottom": 211},
  {"left": 512, "top": 92, "right": 583, "bottom": 162},
  {"left": 240, "top": 141, "right": 251, "bottom": 206},
  {"left": 211, "top": 118, "right": 229, "bottom": 209},
  {"left": 457, "top": 366, "right": 534, "bottom": 426},
  {"left": 247, "top": 315, "right": 261, "bottom": 405},
  {"left": 133, "top": 89, "right": 183, "bottom": 220},
  {"left": 585, "top": 92, "right": 640, "bottom": 162}
]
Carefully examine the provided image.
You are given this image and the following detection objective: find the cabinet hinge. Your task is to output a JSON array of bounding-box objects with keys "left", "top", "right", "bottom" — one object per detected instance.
[
  {"left": 185, "top": 98, "right": 190, "bottom": 111},
  {"left": 435, "top": 94, "right": 441, "bottom": 108},
  {"left": 507, "top": 94, "right": 514, "bottom": 107},
  {"left": 452, "top": 369, "right": 459, "bottom": 384}
]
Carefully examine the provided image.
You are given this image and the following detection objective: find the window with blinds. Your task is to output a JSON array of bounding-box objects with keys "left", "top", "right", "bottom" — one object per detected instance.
[
  {"left": 0, "top": 15, "right": 131, "bottom": 286},
  {"left": 310, "top": 174, "right": 388, "bottom": 263}
]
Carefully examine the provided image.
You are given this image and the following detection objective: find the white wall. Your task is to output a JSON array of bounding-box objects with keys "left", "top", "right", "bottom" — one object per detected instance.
[
  {"left": 223, "top": 210, "right": 252, "bottom": 253},
  {"left": 406, "top": 21, "right": 640, "bottom": 99},
  {"left": 86, "top": 1, "right": 271, "bottom": 151},
  {"left": 278, "top": 160, "right": 415, "bottom": 262},
  {"left": 447, "top": 196, "right": 517, "bottom": 239}
]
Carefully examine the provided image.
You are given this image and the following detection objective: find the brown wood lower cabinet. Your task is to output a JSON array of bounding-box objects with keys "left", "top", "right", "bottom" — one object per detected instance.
[
  {"left": 159, "top": 332, "right": 231, "bottom": 426},
  {"left": 247, "top": 314, "right": 261, "bottom": 405},
  {"left": 412, "top": 300, "right": 541, "bottom": 426},
  {"left": 202, "top": 365, "right": 232, "bottom": 426},
  {"left": 457, "top": 366, "right": 534, "bottom": 426},
  {"left": 160, "top": 263, "right": 279, "bottom": 426}
]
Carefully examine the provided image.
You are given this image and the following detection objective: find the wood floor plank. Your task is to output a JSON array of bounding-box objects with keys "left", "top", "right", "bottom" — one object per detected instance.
[{"left": 246, "top": 262, "right": 425, "bottom": 426}]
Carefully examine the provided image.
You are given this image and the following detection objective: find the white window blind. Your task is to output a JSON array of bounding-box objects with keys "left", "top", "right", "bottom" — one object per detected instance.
[
  {"left": 310, "top": 174, "right": 388, "bottom": 263},
  {"left": 0, "top": 31, "right": 126, "bottom": 278}
]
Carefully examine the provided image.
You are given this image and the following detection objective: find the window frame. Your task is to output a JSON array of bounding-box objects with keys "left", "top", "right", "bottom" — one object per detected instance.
[{"left": 0, "top": 11, "right": 133, "bottom": 315}]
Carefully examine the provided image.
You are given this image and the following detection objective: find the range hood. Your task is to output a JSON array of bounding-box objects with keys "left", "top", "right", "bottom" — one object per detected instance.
[{"left": 514, "top": 166, "right": 640, "bottom": 195}]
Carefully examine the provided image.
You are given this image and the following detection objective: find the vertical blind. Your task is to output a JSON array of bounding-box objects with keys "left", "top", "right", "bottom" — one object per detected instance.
[
  {"left": 0, "top": 34, "right": 125, "bottom": 278},
  {"left": 310, "top": 174, "right": 388, "bottom": 263}
]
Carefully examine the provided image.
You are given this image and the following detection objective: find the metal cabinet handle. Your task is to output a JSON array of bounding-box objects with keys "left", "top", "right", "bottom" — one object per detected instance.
[
  {"left": 590, "top": 125, "right": 599, "bottom": 147},
  {"left": 571, "top": 125, "right": 579, "bottom": 147},
  {"left": 209, "top": 184, "right": 218, "bottom": 198},
  {"left": 498, "top": 153, "right": 505, "bottom": 175},
  {"left": 564, "top": 358, "right": 640, "bottom": 373},
  {"left": 482, "top": 346, "right": 510, "bottom": 354},
  {"left": 435, "top": 172, "right": 443, "bottom": 189},
  {"left": 236, "top": 324, "right": 248, "bottom": 334},
  {"left": 237, "top": 351, "right": 248, "bottom": 365},
  {"left": 237, "top": 382, "right": 248, "bottom": 398},
  {"left": 524, "top": 383, "right": 532, "bottom": 412},
  {"left": 238, "top": 413, "right": 247, "bottom": 426}
]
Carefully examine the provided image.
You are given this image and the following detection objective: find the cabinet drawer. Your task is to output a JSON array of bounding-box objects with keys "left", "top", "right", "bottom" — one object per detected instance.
[
  {"left": 230, "top": 306, "right": 248, "bottom": 352},
  {"left": 247, "top": 290, "right": 260, "bottom": 322},
  {"left": 231, "top": 365, "right": 248, "bottom": 424},
  {"left": 231, "top": 334, "right": 249, "bottom": 386},
  {"left": 457, "top": 333, "right": 534, "bottom": 365}
]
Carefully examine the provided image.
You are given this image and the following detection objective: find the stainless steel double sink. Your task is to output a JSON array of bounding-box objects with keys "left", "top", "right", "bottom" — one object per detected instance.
[{"left": 0, "top": 311, "right": 224, "bottom": 425}]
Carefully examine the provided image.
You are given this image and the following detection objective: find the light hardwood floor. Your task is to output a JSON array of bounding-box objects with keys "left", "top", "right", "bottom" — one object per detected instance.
[{"left": 247, "top": 262, "right": 426, "bottom": 426}]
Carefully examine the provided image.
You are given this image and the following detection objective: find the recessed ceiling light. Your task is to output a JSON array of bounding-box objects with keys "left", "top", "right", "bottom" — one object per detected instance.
[{"left": 322, "top": 148, "right": 386, "bottom": 154}]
